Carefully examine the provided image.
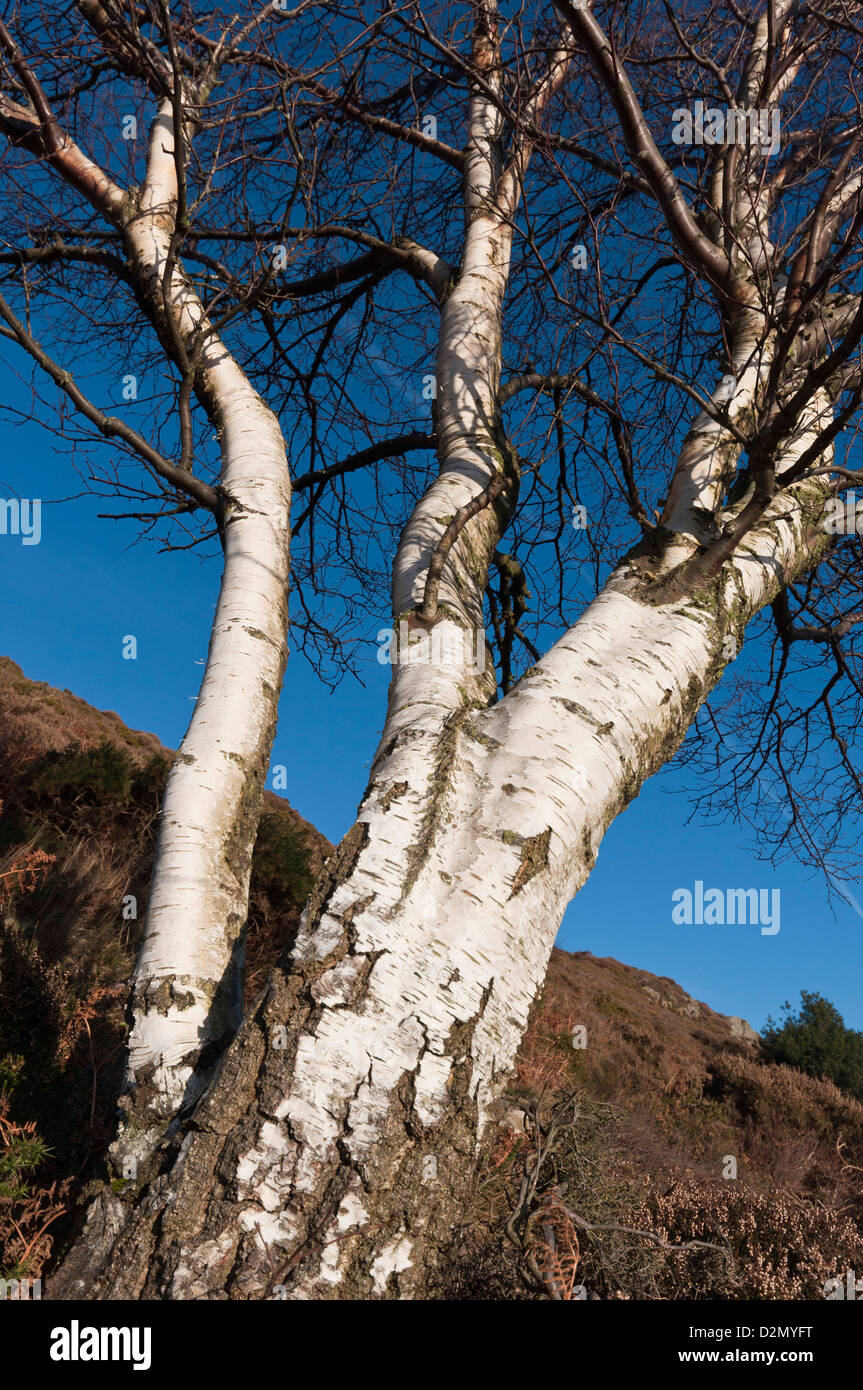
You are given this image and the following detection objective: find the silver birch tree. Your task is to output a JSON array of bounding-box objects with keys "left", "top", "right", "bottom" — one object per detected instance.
[{"left": 0, "top": 0, "right": 860, "bottom": 1298}]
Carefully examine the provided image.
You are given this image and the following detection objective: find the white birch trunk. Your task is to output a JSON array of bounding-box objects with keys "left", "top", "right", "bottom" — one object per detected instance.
[
  {"left": 119, "top": 106, "right": 291, "bottom": 1150},
  {"left": 51, "top": 446, "right": 830, "bottom": 1300},
  {"left": 235, "top": 470, "right": 828, "bottom": 1300}
]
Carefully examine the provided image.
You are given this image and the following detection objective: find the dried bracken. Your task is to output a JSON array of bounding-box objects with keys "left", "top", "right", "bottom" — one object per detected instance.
[
  {"left": 530, "top": 1195, "right": 582, "bottom": 1301},
  {"left": 0, "top": 802, "right": 55, "bottom": 907}
]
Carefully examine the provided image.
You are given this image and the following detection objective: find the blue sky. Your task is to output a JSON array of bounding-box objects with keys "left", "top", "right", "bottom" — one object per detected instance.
[{"left": 1, "top": 386, "right": 861, "bottom": 1036}]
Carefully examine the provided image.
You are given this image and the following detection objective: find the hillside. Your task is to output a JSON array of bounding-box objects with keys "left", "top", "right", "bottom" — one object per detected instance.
[
  {"left": 0, "top": 656, "right": 331, "bottom": 1282},
  {"left": 1, "top": 657, "right": 861, "bottom": 1299},
  {"left": 0, "top": 655, "right": 330, "bottom": 990},
  {"left": 463, "top": 946, "right": 863, "bottom": 1299}
]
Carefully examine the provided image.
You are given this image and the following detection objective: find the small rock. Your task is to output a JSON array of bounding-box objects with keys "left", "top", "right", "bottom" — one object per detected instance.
[{"left": 728, "top": 1016, "right": 759, "bottom": 1043}]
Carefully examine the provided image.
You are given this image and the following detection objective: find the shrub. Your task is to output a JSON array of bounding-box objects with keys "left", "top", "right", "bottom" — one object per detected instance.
[
  {"left": 30, "top": 741, "right": 137, "bottom": 805},
  {"left": 709, "top": 1048, "right": 863, "bottom": 1136},
  {"left": 0, "top": 808, "right": 55, "bottom": 907},
  {"left": 252, "top": 812, "right": 314, "bottom": 908},
  {"left": 632, "top": 1175, "right": 863, "bottom": 1299},
  {"left": 762, "top": 991, "right": 863, "bottom": 1102},
  {"left": 0, "top": 1091, "right": 67, "bottom": 1279}
]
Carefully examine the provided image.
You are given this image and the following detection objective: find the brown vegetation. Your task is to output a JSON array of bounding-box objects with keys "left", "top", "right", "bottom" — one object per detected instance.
[
  {"left": 448, "top": 952, "right": 863, "bottom": 1299},
  {"left": 0, "top": 658, "right": 330, "bottom": 1277}
]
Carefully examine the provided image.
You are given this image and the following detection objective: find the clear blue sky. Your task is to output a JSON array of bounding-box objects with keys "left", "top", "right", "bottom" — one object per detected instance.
[{"left": 1, "top": 388, "right": 861, "bottom": 1035}]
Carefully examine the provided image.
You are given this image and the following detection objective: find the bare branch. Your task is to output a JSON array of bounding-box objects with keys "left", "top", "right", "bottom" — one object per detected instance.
[{"left": 0, "top": 288, "right": 219, "bottom": 512}]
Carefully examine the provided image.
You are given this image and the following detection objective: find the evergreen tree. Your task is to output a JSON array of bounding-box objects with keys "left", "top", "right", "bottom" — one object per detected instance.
[{"left": 763, "top": 992, "right": 863, "bottom": 1101}]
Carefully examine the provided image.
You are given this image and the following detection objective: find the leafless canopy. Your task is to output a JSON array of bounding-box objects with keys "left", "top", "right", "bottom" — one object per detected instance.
[{"left": 0, "top": 0, "right": 861, "bottom": 885}]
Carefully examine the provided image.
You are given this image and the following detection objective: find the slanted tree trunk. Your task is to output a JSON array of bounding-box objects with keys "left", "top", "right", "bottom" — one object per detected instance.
[
  {"left": 118, "top": 105, "right": 291, "bottom": 1151},
  {"left": 50, "top": 426, "right": 829, "bottom": 1300},
  {"left": 0, "top": 23, "right": 294, "bottom": 1160}
]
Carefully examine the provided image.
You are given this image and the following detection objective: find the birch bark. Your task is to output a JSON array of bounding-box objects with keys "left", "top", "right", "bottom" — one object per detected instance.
[
  {"left": 119, "top": 105, "right": 292, "bottom": 1150},
  {"left": 49, "top": 438, "right": 829, "bottom": 1300},
  {"left": 0, "top": 32, "right": 296, "bottom": 1148}
]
